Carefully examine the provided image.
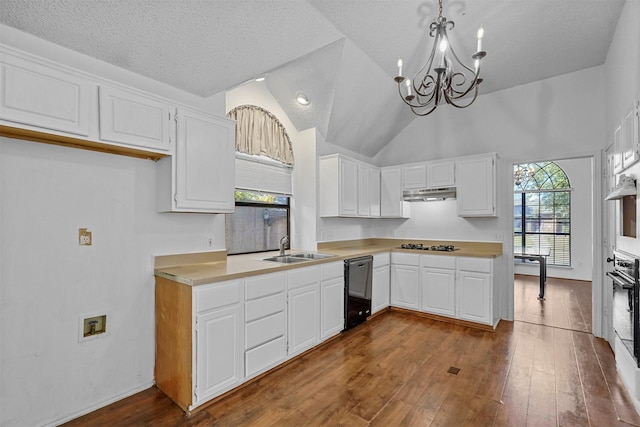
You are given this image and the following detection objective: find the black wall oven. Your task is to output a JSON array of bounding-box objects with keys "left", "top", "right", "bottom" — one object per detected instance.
[{"left": 607, "top": 250, "right": 640, "bottom": 366}]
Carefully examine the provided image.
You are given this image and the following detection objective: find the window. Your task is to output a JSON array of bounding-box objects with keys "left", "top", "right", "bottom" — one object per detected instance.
[
  {"left": 514, "top": 162, "right": 571, "bottom": 266},
  {"left": 225, "top": 190, "right": 290, "bottom": 255}
]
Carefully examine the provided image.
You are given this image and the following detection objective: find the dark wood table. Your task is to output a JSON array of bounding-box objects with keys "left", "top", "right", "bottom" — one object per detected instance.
[{"left": 515, "top": 249, "right": 549, "bottom": 299}]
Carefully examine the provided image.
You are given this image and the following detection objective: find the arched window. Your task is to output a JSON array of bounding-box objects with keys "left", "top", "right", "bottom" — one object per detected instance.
[
  {"left": 225, "top": 105, "right": 293, "bottom": 255},
  {"left": 514, "top": 162, "right": 571, "bottom": 266}
]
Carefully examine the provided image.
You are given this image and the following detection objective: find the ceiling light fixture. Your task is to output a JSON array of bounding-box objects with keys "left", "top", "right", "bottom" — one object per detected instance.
[
  {"left": 296, "top": 92, "right": 310, "bottom": 106},
  {"left": 394, "top": 0, "right": 487, "bottom": 116},
  {"left": 255, "top": 76, "right": 266, "bottom": 82}
]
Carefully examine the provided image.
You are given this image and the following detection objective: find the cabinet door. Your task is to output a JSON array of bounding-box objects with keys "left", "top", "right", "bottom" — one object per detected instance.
[
  {"left": 457, "top": 271, "right": 492, "bottom": 325},
  {"left": 613, "top": 123, "right": 623, "bottom": 174},
  {"left": 174, "top": 108, "right": 235, "bottom": 212},
  {"left": 369, "top": 166, "right": 381, "bottom": 217},
  {"left": 427, "top": 160, "right": 455, "bottom": 188},
  {"left": 0, "top": 53, "right": 92, "bottom": 136},
  {"left": 320, "top": 277, "right": 345, "bottom": 340},
  {"left": 357, "top": 162, "right": 370, "bottom": 217},
  {"left": 380, "top": 167, "right": 405, "bottom": 217},
  {"left": 372, "top": 264, "right": 390, "bottom": 314},
  {"left": 457, "top": 155, "right": 496, "bottom": 217},
  {"left": 390, "top": 264, "right": 420, "bottom": 309},
  {"left": 340, "top": 157, "right": 358, "bottom": 216},
  {"left": 195, "top": 305, "right": 243, "bottom": 403},
  {"left": 288, "top": 284, "right": 319, "bottom": 356},
  {"left": 98, "top": 86, "right": 172, "bottom": 152},
  {"left": 421, "top": 267, "right": 456, "bottom": 316},
  {"left": 622, "top": 104, "right": 639, "bottom": 170},
  {"left": 402, "top": 164, "right": 427, "bottom": 190}
]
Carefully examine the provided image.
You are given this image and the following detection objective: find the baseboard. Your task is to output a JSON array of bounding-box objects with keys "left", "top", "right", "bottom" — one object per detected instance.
[{"left": 43, "top": 381, "right": 155, "bottom": 427}]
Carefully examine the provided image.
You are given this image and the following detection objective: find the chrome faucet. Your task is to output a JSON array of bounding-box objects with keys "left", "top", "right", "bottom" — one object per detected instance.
[{"left": 279, "top": 235, "right": 289, "bottom": 256}]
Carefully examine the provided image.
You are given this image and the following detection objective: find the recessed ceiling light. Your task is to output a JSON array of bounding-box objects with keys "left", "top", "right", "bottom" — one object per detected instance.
[
  {"left": 255, "top": 76, "right": 265, "bottom": 82},
  {"left": 296, "top": 92, "right": 310, "bottom": 106}
]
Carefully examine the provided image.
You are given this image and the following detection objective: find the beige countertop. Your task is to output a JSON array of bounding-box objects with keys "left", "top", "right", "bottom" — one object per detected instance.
[{"left": 155, "top": 238, "right": 503, "bottom": 286}]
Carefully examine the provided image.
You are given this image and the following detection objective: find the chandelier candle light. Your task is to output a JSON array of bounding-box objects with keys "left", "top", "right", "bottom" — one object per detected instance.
[{"left": 395, "top": 0, "right": 487, "bottom": 115}]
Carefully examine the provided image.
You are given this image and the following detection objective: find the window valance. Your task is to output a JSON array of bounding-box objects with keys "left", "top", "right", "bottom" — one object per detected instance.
[{"left": 226, "top": 105, "right": 294, "bottom": 165}]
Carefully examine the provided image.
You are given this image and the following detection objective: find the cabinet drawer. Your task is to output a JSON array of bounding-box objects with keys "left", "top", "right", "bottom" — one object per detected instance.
[
  {"left": 458, "top": 257, "right": 492, "bottom": 274},
  {"left": 321, "top": 261, "right": 343, "bottom": 281},
  {"left": 196, "top": 280, "right": 241, "bottom": 313},
  {"left": 391, "top": 252, "right": 420, "bottom": 266},
  {"left": 245, "top": 292, "right": 285, "bottom": 322},
  {"left": 245, "top": 335, "right": 286, "bottom": 378},
  {"left": 245, "top": 272, "right": 286, "bottom": 300},
  {"left": 246, "top": 311, "right": 286, "bottom": 350},
  {"left": 421, "top": 254, "right": 456, "bottom": 269},
  {"left": 373, "top": 252, "right": 390, "bottom": 268},
  {"left": 288, "top": 266, "right": 321, "bottom": 290}
]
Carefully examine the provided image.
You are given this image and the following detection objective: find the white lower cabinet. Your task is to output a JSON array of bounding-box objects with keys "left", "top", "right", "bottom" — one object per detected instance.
[
  {"left": 320, "top": 261, "right": 345, "bottom": 340},
  {"left": 156, "top": 262, "right": 344, "bottom": 413},
  {"left": 372, "top": 253, "right": 390, "bottom": 314},
  {"left": 420, "top": 255, "right": 456, "bottom": 317},
  {"left": 390, "top": 253, "right": 496, "bottom": 327},
  {"left": 390, "top": 253, "right": 420, "bottom": 309},
  {"left": 457, "top": 258, "right": 493, "bottom": 325},
  {"left": 287, "top": 266, "right": 321, "bottom": 357},
  {"left": 195, "top": 304, "right": 243, "bottom": 404},
  {"left": 192, "top": 279, "right": 244, "bottom": 406}
]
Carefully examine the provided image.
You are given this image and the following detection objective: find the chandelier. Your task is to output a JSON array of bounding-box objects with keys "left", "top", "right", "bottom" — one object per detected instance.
[
  {"left": 514, "top": 164, "right": 535, "bottom": 186},
  {"left": 394, "top": 0, "right": 486, "bottom": 116}
]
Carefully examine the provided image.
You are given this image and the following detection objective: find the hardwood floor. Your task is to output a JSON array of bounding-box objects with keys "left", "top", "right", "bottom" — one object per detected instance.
[
  {"left": 64, "top": 278, "right": 640, "bottom": 427},
  {"left": 514, "top": 274, "right": 592, "bottom": 333}
]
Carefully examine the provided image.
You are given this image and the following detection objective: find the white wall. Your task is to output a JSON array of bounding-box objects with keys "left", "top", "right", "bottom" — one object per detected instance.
[
  {"left": 0, "top": 27, "right": 230, "bottom": 427},
  {"left": 0, "top": 139, "right": 226, "bottom": 427},
  {"left": 514, "top": 157, "right": 593, "bottom": 281}
]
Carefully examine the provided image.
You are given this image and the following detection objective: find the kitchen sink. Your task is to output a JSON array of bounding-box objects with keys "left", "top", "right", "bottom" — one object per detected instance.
[
  {"left": 262, "top": 253, "right": 337, "bottom": 263},
  {"left": 289, "top": 253, "right": 337, "bottom": 260},
  {"left": 262, "top": 255, "right": 312, "bottom": 263}
]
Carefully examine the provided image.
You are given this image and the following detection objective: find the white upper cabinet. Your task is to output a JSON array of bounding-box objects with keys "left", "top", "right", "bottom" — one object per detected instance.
[
  {"left": 98, "top": 86, "right": 172, "bottom": 152},
  {"left": 157, "top": 108, "right": 235, "bottom": 213},
  {"left": 0, "top": 50, "right": 93, "bottom": 136},
  {"left": 456, "top": 154, "right": 497, "bottom": 217},
  {"left": 380, "top": 166, "right": 410, "bottom": 218},
  {"left": 369, "top": 166, "right": 381, "bottom": 217},
  {"left": 402, "top": 164, "right": 427, "bottom": 190},
  {"left": 357, "top": 162, "right": 371, "bottom": 217},
  {"left": 621, "top": 102, "right": 640, "bottom": 171},
  {"left": 320, "top": 154, "right": 382, "bottom": 218},
  {"left": 427, "top": 160, "right": 455, "bottom": 188}
]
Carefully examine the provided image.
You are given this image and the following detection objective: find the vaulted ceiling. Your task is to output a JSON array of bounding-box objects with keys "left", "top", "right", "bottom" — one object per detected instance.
[{"left": 0, "top": 0, "right": 626, "bottom": 157}]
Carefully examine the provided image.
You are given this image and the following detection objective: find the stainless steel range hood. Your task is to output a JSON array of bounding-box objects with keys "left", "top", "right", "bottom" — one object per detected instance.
[{"left": 403, "top": 187, "right": 457, "bottom": 202}]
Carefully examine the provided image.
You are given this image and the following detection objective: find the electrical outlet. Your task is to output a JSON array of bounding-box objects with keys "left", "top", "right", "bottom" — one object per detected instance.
[
  {"left": 79, "top": 228, "right": 92, "bottom": 246},
  {"left": 206, "top": 235, "right": 215, "bottom": 248}
]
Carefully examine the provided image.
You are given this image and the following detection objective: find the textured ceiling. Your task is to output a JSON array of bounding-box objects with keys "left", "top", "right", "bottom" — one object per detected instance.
[{"left": 0, "top": 0, "right": 626, "bottom": 157}]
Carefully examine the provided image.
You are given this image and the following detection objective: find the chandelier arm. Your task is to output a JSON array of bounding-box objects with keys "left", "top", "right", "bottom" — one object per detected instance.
[{"left": 442, "top": 83, "right": 479, "bottom": 108}]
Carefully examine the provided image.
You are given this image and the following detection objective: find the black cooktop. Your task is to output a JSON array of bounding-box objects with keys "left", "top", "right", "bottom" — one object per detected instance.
[{"left": 399, "top": 243, "right": 459, "bottom": 252}]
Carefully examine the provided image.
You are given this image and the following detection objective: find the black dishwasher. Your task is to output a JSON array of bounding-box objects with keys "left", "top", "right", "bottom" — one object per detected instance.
[{"left": 344, "top": 255, "right": 373, "bottom": 330}]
